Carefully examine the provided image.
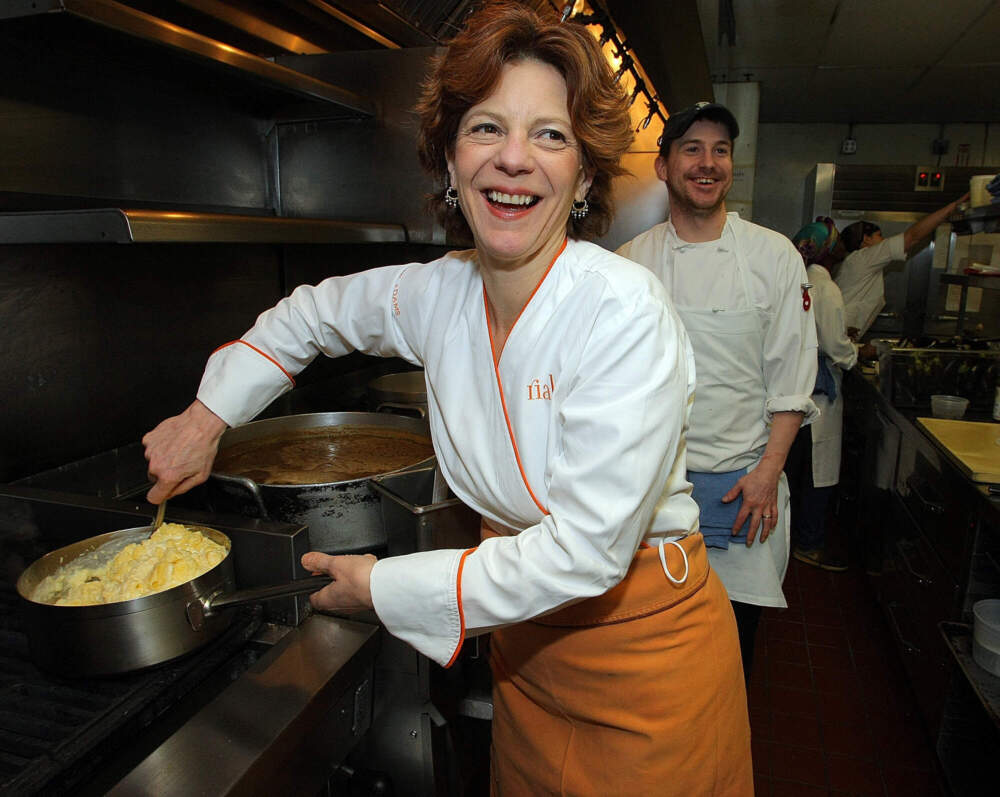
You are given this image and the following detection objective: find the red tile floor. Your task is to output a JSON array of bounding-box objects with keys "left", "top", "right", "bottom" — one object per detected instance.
[{"left": 748, "top": 557, "right": 948, "bottom": 796}]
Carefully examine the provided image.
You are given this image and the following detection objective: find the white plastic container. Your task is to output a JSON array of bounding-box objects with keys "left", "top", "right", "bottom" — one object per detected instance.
[
  {"left": 970, "top": 174, "right": 997, "bottom": 208},
  {"left": 930, "top": 394, "right": 969, "bottom": 419},
  {"left": 972, "top": 599, "right": 1000, "bottom": 676}
]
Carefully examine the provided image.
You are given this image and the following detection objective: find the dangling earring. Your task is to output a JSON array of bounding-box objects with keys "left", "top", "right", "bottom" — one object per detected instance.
[
  {"left": 445, "top": 186, "right": 459, "bottom": 209},
  {"left": 570, "top": 198, "right": 589, "bottom": 220}
]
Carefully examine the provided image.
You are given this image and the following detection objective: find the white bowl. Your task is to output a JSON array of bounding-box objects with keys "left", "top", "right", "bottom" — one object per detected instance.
[
  {"left": 931, "top": 394, "right": 969, "bottom": 419},
  {"left": 973, "top": 599, "right": 1000, "bottom": 676}
]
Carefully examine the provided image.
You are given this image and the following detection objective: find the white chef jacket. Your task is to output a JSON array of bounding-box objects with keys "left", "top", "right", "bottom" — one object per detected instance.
[
  {"left": 617, "top": 213, "right": 818, "bottom": 607},
  {"left": 196, "top": 239, "right": 699, "bottom": 667},
  {"left": 807, "top": 264, "right": 858, "bottom": 488},
  {"left": 835, "top": 232, "right": 907, "bottom": 338}
]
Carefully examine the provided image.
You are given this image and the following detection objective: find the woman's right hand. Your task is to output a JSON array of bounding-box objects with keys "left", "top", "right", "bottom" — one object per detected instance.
[{"left": 143, "top": 399, "right": 228, "bottom": 504}]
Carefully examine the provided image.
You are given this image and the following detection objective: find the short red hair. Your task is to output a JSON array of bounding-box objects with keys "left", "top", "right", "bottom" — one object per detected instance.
[{"left": 416, "top": 1, "right": 633, "bottom": 241}]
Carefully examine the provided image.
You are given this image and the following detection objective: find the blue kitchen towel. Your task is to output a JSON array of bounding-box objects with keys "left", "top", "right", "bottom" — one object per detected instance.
[
  {"left": 813, "top": 353, "right": 837, "bottom": 401},
  {"left": 688, "top": 469, "right": 750, "bottom": 550}
]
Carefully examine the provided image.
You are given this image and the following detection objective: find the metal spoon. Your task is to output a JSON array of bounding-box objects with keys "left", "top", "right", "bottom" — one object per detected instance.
[{"left": 150, "top": 500, "right": 167, "bottom": 533}]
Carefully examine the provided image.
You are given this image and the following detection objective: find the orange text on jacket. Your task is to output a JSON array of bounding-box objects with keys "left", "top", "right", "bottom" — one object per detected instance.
[{"left": 528, "top": 374, "right": 555, "bottom": 400}]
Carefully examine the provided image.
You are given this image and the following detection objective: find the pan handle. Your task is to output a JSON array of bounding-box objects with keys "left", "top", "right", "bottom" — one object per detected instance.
[{"left": 186, "top": 575, "right": 332, "bottom": 630}]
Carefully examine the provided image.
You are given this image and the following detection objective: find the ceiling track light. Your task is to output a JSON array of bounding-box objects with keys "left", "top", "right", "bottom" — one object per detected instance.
[{"left": 561, "top": 1, "right": 666, "bottom": 131}]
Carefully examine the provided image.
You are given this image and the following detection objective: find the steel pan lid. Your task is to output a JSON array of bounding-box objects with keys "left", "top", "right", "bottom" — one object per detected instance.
[{"left": 367, "top": 371, "right": 427, "bottom": 405}]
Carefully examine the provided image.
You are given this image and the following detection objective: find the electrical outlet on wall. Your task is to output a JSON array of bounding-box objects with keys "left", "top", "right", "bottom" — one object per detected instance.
[{"left": 841, "top": 137, "right": 857, "bottom": 155}]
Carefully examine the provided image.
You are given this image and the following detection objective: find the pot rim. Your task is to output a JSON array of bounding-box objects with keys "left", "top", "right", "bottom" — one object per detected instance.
[
  {"left": 16, "top": 525, "right": 233, "bottom": 617},
  {"left": 210, "top": 410, "right": 435, "bottom": 488}
]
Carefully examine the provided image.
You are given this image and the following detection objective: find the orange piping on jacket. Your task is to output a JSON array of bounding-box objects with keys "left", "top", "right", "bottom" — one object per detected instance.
[
  {"left": 482, "top": 238, "right": 566, "bottom": 516},
  {"left": 445, "top": 546, "right": 477, "bottom": 669},
  {"left": 212, "top": 340, "right": 296, "bottom": 385}
]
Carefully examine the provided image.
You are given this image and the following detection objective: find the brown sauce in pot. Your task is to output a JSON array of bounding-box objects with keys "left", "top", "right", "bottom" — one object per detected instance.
[{"left": 213, "top": 425, "right": 434, "bottom": 485}]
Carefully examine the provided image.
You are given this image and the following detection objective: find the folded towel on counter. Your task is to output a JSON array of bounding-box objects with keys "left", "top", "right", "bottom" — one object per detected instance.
[{"left": 688, "top": 469, "right": 750, "bottom": 550}]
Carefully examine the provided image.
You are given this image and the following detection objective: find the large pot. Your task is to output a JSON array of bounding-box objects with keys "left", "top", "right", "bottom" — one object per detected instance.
[
  {"left": 15, "top": 525, "right": 329, "bottom": 676},
  {"left": 367, "top": 370, "right": 428, "bottom": 417},
  {"left": 207, "top": 412, "right": 435, "bottom": 553}
]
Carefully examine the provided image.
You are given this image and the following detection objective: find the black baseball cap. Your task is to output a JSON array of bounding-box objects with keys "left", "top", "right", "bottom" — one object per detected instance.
[{"left": 658, "top": 102, "right": 740, "bottom": 157}]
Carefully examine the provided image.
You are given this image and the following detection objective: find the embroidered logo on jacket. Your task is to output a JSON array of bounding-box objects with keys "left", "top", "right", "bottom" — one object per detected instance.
[
  {"left": 528, "top": 374, "right": 555, "bottom": 400},
  {"left": 391, "top": 283, "right": 401, "bottom": 316}
]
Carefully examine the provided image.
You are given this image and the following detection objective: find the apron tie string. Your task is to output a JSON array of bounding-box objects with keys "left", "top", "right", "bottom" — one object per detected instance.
[{"left": 657, "top": 538, "right": 689, "bottom": 585}]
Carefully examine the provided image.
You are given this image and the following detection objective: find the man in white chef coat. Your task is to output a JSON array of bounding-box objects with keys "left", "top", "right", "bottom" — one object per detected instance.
[
  {"left": 617, "top": 102, "right": 818, "bottom": 681},
  {"left": 836, "top": 191, "right": 966, "bottom": 341}
]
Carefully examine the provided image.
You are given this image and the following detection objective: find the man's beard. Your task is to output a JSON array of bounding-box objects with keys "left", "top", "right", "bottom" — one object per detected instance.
[{"left": 667, "top": 175, "right": 729, "bottom": 217}]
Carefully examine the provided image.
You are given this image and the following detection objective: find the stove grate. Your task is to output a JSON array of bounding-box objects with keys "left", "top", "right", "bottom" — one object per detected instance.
[{"left": 0, "top": 587, "right": 262, "bottom": 795}]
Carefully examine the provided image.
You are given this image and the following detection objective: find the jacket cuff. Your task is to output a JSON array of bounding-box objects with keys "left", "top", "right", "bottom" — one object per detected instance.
[
  {"left": 765, "top": 395, "right": 819, "bottom": 425},
  {"left": 196, "top": 340, "right": 294, "bottom": 427},
  {"left": 370, "top": 548, "right": 471, "bottom": 667}
]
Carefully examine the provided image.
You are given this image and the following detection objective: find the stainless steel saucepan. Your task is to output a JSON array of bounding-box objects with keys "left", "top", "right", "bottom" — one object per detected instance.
[{"left": 15, "top": 524, "right": 330, "bottom": 677}]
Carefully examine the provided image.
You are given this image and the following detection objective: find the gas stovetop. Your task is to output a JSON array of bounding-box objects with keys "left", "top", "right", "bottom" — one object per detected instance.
[
  {"left": 0, "top": 485, "right": 379, "bottom": 796},
  {"left": 0, "top": 587, "right": 263, "bottom": 796}
]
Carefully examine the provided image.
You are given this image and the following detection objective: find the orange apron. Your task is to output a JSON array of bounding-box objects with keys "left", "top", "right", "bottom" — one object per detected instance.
[{"left": 484, "top": 527, "right": 752, "bottom": 796}]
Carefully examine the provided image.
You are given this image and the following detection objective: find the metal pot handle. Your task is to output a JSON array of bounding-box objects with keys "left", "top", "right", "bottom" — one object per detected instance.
[
  {"left": 375, "top": 401, "right": 427, "bottom": 418},
  {"left": 186, "top": 575, "right": 332, "bottom": 630},
  {"left": 369, "top": 467, "right": 461, "bottom": 513},
  {"left": 210, "top": 473, "right": 270, "bottom": 519}
]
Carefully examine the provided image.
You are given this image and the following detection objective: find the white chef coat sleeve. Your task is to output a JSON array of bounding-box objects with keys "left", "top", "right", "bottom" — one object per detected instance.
[
  {"left": 851, "top": 233, "right": 907, "bottom": 275},
  {"left": 812, "top": 276, "right": 858, "bottom": 371},
  {"left": 197, "top": 264, "right": 421, "bottom": 426},
  {"left": 762, "top": 242, "right": 819, "bottom": 423},
  {"left": 370, "top": 276, "right": 691, "bottom": 667}
]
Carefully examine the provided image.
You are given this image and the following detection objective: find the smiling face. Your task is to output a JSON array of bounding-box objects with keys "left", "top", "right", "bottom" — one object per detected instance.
[
  {"left": 447, "top": 58, "right": 592, "bottom": 272},
  {"left": 655, "top": 119, "right": 734, "bottom": 219}
]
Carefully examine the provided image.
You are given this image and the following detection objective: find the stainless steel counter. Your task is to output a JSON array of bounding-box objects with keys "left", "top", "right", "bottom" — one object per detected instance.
[
  {"left": 848, "top": 367, "right": 1000, "bottom": 523},
  {"left": 109, "top": 613, "right": 380, "bottom": 796}
]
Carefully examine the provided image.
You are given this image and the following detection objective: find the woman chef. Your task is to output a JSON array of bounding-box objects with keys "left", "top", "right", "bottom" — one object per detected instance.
[
  {"left": 787, "top": 218, "right": 857, "bottom": 570},
  {"left": 141, "top": 4, "right": 752, "bottom": 795},
  {"left": 836, "top": 192, "right": 967, "bottom": 340}
]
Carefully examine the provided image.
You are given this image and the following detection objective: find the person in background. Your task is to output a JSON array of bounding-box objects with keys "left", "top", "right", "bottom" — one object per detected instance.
[
  {"left": 836, "top": 191, "right": 968, "bottom": 340},
  {"left": 617, "top": 101, "right": 818, "bottom": 683},
  {"left": 141, "top": 6, "right": 752, "bottom": 795},
  {"left": 786, "top": 218, "right": 857, "bottom": 571}
]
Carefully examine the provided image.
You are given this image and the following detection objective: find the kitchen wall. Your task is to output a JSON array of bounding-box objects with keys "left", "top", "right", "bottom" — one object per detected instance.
[
  {"left": 0, "top": 241, "right": 443, "bottom": 484},
  {"left": 754, "top": 122, "right": 1000, "bottom": 238},
  {"left": 0, "top": 22, "right": 445, "bottom": 483}
]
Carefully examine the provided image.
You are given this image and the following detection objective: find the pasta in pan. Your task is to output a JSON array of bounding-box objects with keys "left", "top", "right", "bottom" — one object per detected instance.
[{"left": 31, "top": 523, "right": 227, "bottom": 606}]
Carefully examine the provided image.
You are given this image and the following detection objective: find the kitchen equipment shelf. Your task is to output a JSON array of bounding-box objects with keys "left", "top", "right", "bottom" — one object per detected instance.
[
  {"left": 939, "top": 274, "right": 1000, "bottom": 291},
  {"left": 0, "top": 209, "right": 407, "bottom": 244},
  {"left": 939, "top": 622, "right": 1000, "bottom": 730},
  {"left": 1, "top": 0, "right": 375, "bottom": 119},
  {"left": 950, "top": 204, "right": 1000, "bottom": 235},
  {"left": 935, "top": 206, "right": 1000, "bottom": 335}
]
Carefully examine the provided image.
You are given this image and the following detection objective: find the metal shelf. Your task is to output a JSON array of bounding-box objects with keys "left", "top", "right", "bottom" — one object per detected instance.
[
  {"left": 0, "top": 209, "right": 407, "bottom": 244},
  {"left": 940, "top": 622, "right": 1000, "bottom": 731},
  {"left": 950, "top": 204, "right": 1000, "bottom": 235},
  {"left": 1, "top": 0, "right": 375, "bottom": 118},
  {"left": 939, "top": 273, "right": 1000, "bottom": 291}
]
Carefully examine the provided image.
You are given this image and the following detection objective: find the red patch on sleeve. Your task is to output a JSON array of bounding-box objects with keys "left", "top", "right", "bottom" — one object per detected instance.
[{"left": 802, "top": 286, "right": 812, "bottom": 311}]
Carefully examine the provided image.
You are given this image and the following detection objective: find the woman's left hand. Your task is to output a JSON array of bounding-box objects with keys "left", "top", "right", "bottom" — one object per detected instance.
[
  {"left": 301, "top": 552, "right": 377, "bottom": 612},
  {"left": 723, "top": 465, "right": 779, "bottom": 546}
]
